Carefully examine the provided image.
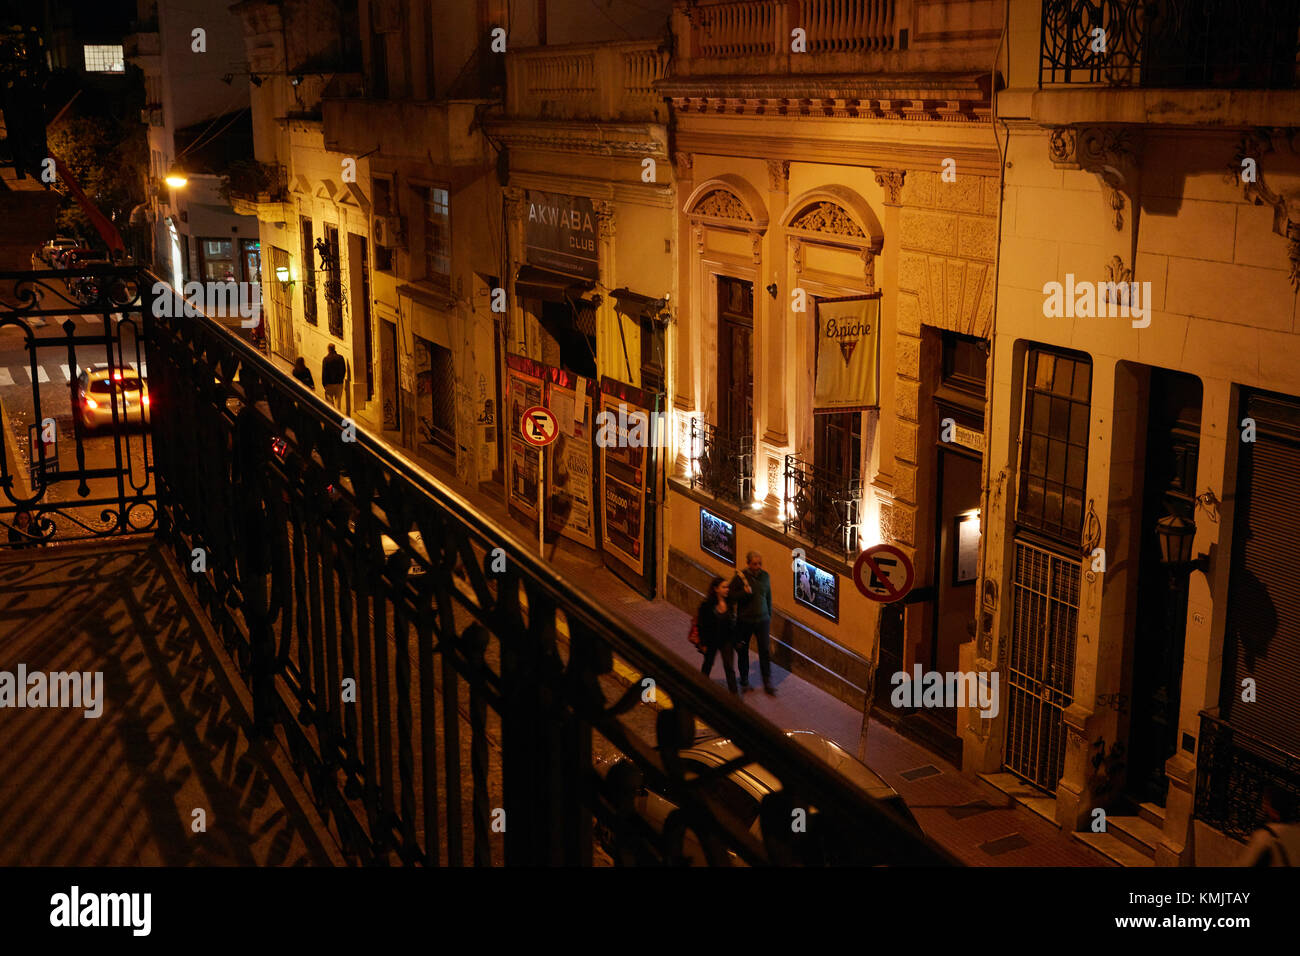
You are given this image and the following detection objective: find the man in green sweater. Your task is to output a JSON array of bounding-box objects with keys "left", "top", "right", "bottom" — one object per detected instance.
[{"left": 729, "top": 550, "right": 775, "bottom": 694}]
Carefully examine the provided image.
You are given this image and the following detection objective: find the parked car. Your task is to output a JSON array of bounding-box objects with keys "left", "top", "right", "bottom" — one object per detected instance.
[
  {"left": 594, "top": 730, "right": 923, "bottom": 865},
  {"left": 75, "top": 365, "right": 150, "bottom": 432},
  {"left": 40, "top": 237, "right": 79, "bottom": 265}
]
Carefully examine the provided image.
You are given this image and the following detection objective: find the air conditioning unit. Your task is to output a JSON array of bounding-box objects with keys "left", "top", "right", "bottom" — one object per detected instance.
[{"left": 372, "top": 215, "right": 405, "bottom": 249}]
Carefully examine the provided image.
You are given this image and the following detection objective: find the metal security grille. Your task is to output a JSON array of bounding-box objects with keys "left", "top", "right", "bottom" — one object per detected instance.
[{"left": 1005, "top": 538, "right": 1080, "bottom": 791}]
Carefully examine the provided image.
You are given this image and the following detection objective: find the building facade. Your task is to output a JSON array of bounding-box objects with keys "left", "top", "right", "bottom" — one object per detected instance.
[
  {"left": 966, "top": 0, "right": 1300, "bottom": 865},
  {"left": 660, "top": 0, "right": 1004, "bottom": 744}
]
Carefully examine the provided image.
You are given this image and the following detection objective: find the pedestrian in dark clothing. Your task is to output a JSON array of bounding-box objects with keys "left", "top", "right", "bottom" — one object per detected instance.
[
  {"left": 698, "top": 575, "right": 739, "bottom": 695},
  {"left": 321, "top": 344, "right": 347, "bottom": 409},
  {"left": 292, "top": 356, "right": 315, "bottom": 390},
  {"left": 730, "top": 550, "right": 775, "bottom": 694}
]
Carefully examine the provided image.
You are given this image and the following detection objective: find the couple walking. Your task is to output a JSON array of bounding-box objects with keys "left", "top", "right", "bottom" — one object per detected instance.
[{"left": 696, "top": 550, "right": 776, "bottom": 696}]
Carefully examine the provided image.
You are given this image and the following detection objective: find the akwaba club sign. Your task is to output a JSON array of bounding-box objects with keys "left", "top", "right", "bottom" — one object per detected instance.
[
  {"left": 525, "top": 190, "right": 598, "bottom": 280},
  {"left": 814, "top": 294, "right": 881, "bottom": 408}
]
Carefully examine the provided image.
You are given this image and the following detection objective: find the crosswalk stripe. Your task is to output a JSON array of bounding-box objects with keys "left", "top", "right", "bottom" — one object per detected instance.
[
  {"left": 0, "top": 368, "right": 12, "bottom": 387},
  {"left": 22, "top": 366, "right": 50, "bottom": 383},
  {"left": 60, "top": 364, "right": 71, "bottom": 382}
]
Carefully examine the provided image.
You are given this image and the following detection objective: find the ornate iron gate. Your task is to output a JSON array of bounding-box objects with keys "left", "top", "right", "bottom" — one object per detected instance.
[
  {"left": 0, "top": 266, "right": 154, "bottom": 547},
  {"left": 1004, "top": 538, "right": 1080, "bottom": 791}
]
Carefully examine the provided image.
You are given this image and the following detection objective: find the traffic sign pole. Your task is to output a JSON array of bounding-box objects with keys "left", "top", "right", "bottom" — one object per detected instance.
[{"left": 520, "top": 405, "right": 559, "bottom": 557}]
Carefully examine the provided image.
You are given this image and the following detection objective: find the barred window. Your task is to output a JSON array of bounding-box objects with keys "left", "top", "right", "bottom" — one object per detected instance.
[
  {"left": 83, "top": 45, "right": 124, "bottom": 73},
  {"left": 1016, "top": 348, "right": 1091, "bottom": 543}
]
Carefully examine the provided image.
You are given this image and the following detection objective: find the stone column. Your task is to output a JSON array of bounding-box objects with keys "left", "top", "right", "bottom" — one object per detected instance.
[
  {"left": 762, "top": 159, "right": 790, "bottom": 450},
  {"left": 594, "top": 199, "right": 622, "bottom": 382},
  {"left": 502, "top": 186, "right": 528, "bottom": 357},
  {"left": 872, "top": 168, "right": 905, "bottom": 546},
  {"left": 673, "top": 152, "right": 695, "bottom": 417}
]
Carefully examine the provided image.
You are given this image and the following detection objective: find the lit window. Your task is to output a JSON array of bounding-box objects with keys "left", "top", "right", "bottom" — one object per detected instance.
[
  {"left": 84, "top": 45, "right": 125, "bottom": 73},
  {"left": 423, "top": 186, "right": 450, "bottom": 283}
]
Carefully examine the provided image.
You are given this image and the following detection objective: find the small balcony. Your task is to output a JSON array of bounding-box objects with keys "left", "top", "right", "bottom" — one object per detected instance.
[
  {"left": 669, "top": 0, "right": 1003, "bottom": 79},
  {"left": 506, "top": 40, "right": 670, "bottom": 123},
  {"left": 1040, "top": 0, "right": 1300, "bottom": 89},
  {"left": 222, "top": 160, "right": 293, "bottom": 224},
  {"left": 688, "top": 418, "right": 754, "bottom": 508},
  {"left": 783, "top": 455, "right": 863, "bottom": 560},
  {"left": 321, "top": 80, "right": 494, "bottom": 166}
]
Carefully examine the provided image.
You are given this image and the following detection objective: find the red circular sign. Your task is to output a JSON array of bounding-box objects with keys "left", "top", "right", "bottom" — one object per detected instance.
[
  {"left": 520, "top": 405, "right": 559, "bottom": 447},
  {"left": 852, "top": 544, "right": 915, "bottom": 603}
]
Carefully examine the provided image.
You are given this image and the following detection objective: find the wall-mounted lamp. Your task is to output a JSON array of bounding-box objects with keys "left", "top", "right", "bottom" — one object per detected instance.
[
  {"left": 1195, "top": 489, "right": 1221, "bottom": 523},
  {"left": 164, "top": 166, "right": 188, "bottom": 189},
  {"left": 1155, "top": 513, "right": 1208, "bottom": 574},
  {"left": 766, "top": 282, "right": 778, "bottom": 299},
  {"left": 275, "top": 265, "right": 294, "bottom": 286}
]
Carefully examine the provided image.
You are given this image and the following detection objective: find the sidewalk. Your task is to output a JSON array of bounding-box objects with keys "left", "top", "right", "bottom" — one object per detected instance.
[
  {"left": 394, "top": 446, "right": 1105, "bottom": 867},
  {"left": 250, "top": 359, "right": 1106, "bottom": 866}
]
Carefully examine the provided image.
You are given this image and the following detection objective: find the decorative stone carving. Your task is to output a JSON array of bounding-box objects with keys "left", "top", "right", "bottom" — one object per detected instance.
[
  {"left": 594, "top": 199, "right": 615, "bottom": 240},
  {"left": 766, "top": 160, "right": 790, "bottom": 192},
  {"left": 791, "top": 238, "right": 803, "bottom": 274},
  {"left": 1224, "top": 129, "right": 1300, "bottom": 291},
  {"left": 750, "top": 230, "right": 762, "bottom": 264},
  {"left": 861, "top": 246, "right": 876, "bottom": 293},
  {"left": 693, "top": 189, "right": 753, "bottom": 222},
  {"left": 1049, "top": 126, "right": 1141, "bottom": 231},
  {"left": 1101, "top": 255, "right": 1135, "bottom": 308},
  {"left": 694, "top": 225, "right": 704, "bottom": 254},
  {"left": 873, "top": 168, "right": 906, "bottom": 206},
  {"left": 675, "top": 151, "right": 694, "bottom": 176},
  {"left": 789, "top": 201, "right": 866, "bottom": 238}
]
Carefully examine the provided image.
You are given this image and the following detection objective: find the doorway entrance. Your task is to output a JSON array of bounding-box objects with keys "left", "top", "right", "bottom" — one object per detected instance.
[
  {"left": 716, "top": 276, "right": 753, "bottom": 441},
  {"left": 1128, "top": 368, "right": 1202, "bottom": 806}
]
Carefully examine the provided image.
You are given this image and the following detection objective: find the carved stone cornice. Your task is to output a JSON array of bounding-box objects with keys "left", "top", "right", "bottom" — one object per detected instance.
[
  {"left": 766, "top": 160, "right": 790, "bottom": 192},
  {"left": 1048, "top": 126, "right": 1142, "bottom": 231},
  {"left": 668, "top": 94, "right": 989, "bottom": 124},
  {"left": 873, "top": 168, "right": 905, "bottom": 206}
]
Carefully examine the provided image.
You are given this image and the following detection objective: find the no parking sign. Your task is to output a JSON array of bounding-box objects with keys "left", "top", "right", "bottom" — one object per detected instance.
[{"left": 852, "top": 544, "right": 914, "bottom": 603}]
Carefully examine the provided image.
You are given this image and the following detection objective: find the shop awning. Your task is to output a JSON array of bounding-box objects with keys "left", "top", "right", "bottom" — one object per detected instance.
[
  {"left": 515, "top": 264, "right": 594, "bottom": 305},
  {"left": 610, "top": 287, "right": 667, "bottom": 322}
]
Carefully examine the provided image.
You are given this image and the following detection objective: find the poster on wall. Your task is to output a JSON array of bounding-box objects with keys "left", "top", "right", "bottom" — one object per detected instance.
[
  {"left": 599, "top": 378, "right": 658, "bottom": 589},
  {"left": 545, "top": 377, "right": 596, "bottom": 548},
  {"left": 792, "top": 557, "right": 839, "bottom": 623},
  {"left": 814, "top": 294, "right": 881, "bottom": 409},
  {"left": 699, "top": 509, "right": 736, "bottom": 565},
  {"left": 506, "top": 358, "right": 544, "bottom": 520}
]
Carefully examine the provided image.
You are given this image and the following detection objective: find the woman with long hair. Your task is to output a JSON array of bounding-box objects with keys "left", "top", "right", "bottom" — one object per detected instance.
[{"left": 697, "top": 575, "right": 739, "bottom": 695}]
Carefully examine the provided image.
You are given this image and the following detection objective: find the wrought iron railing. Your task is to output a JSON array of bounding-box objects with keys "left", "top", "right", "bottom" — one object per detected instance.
[
  {"left": 688, "top": 417, "right": 753, "bottom": 507},
  {"left": 1040, "top": 0, "right": 1300, "bottom": 88},
  {"left": 1195, "top": 711, "right": 1300, "bottom": 841},
  {"left": 783, "top": 455, "right": 862, "bottom": 558},
  {"left": 140, "top": 281, "right": 951, "bottom": 866},
  {"left": 0, "top": 267, "right": 154, "bottom": 547}
]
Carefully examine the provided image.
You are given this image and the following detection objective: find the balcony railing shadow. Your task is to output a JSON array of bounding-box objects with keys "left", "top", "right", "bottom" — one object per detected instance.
[{"left": 1, "top": 266, "right": 955, "bottom": 866}]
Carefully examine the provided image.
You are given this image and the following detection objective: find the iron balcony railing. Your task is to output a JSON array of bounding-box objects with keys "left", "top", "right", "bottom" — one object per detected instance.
[
  {"left": 783, "top": 455, "right": 862, "bottom": 559},
  {"left": 1195, "top": 711, "right": 1300, "bottom": 841},
  {"left": 688, "top": 417, "right": 753, "bottom": 507},
  {"left": 1040, "top": 0, "right": 1300, "bottom": 88},
  {"left": 118, "top": 270, "right": 950, "bottom": 866}
]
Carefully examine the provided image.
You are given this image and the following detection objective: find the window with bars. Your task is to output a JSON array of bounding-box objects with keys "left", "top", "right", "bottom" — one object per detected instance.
[
  {"left": 324, "top": 225, "right": 343, "bottom": 338},
  {"left": 1016, "top": 348, "right": 1092, "bottom": 545},
  {"left": 300, "top": 218, "right": 318, "bottom": 326},
  {"left": 415, "top": 337, "right": 455, "bottom": 455},
  {"left": 423, "top": 186, "right": 450, "bottom": 285},
  {"left": 83, "top": 45, "right": 124, "bottom": 73}
]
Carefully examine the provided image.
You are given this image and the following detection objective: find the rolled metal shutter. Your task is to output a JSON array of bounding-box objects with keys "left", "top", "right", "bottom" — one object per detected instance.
[{"left": 1222, "top": 391, "right": 1300, "bottom": 759}]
